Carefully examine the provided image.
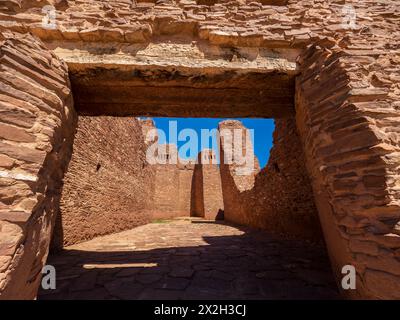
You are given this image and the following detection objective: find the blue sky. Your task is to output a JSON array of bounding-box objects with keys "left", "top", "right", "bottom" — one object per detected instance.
[{"left": 150, "top": 118, "right": 275, "bottom": 168}]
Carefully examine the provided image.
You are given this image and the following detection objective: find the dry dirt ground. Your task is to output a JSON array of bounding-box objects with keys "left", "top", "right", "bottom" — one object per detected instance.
[{"left": 38, "top": 218, "right": 339, "bottom": 300}]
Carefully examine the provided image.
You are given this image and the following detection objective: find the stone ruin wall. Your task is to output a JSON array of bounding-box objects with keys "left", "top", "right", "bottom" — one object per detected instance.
[
  {"left": 0, "top": 31, "right": 76, "bottom": 299},
  {"left": 148, "top": 146, "right": 224, "bottom": 220},
  {"left": 296, "top": 43, "right": 400, "bottom": 299},
  {"left": 219, "top": 119, "right": 321, "bottom": 241},
  {"left": 52, "top": 116, "right": 155, "bottom": 248},
  {"left": 0, "top": 0, "right": 399, "bottom": 300},
  {"left": 151, "top": 161, "right": 195, "bottom": 219}
]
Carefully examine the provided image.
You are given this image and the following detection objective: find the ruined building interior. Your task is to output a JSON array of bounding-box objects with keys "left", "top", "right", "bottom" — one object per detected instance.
[{"left": 0, "top": 0, "right": 399, "bottom": 300}]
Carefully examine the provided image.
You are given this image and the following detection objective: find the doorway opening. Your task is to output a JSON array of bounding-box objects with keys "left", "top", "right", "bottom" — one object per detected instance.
[{"left": 41, "top": 57, "right": 337, "bottom": 299}]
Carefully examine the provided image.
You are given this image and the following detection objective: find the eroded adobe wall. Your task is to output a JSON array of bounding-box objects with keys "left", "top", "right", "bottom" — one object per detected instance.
[
  {"left": 296, "top": 41, "right": 400, "bottom": 299},
  {"left": 0, "top": 30, "right": 76, "bottom": 299},
  {"left": 219, "top": 119, "right": 321, "bottom": 241},
  {"left": 53, "top": 116, "right": 155, "bottom": 247}
]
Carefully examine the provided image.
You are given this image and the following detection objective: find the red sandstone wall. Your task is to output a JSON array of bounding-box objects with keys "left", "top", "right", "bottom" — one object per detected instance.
[
  {"left": 150, "top": 163, "right": 194, "bottom": 219},
  {"left": 177, "top": 165, "right": 195, "bottom": 215},
  {"left": 202, "top": 165, "right": 224, "bottom": 220},
  {"left": 146, "top": 146, "right": 223, "bottom": 220},
  {"left": 53, "top": 116, "right": 155, "bottom": 247},
  {"left": 220, "top": 119, "right": 321, "bottom": 241},
  {"left": 296, "top": 42, "right": 400, "bottom": 299},
  {"left": 0, "top": 31, "right": 76, "bottom": 299}
]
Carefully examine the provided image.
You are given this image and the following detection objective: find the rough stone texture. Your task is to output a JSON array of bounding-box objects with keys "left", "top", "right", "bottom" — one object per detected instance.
[
  {"left": 2, "top": 0, "right": 397, "bottom": 51},
  {"left": 38, "top": 219, "right": 339, "bottom": 300},
  {"left": 219, "top": 119, "right": 321, "bottom": 241},
  {"left": 296, "top": 42, "right": 400, "bottom": 299},
  {"left": 52, "top": 116, "right": 155, "bottom": 248},
  {"left": 0, "top": 30, "right": 76, "bottom": 299},
  {"left": 0, "top": 0, "right": 399, "bottom": 300}
]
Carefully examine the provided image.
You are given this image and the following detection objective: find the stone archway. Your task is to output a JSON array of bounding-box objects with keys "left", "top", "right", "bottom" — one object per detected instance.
[{"left": 0, "top": 0, "right": 399, "bottom": 300}]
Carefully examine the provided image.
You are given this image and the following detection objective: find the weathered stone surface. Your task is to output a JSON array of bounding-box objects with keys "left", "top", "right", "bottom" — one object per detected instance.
[
  {"left": 53, "top": 116, "right": 155, "bottom": 248},
  {"left": 149, "top": 143, "right": 195, "bottom": 219},
  {"left": 0, "top": 30, "right": 76, "bottom": 299},
  {"left": 296, "top": 42, "right": 400, "bottom": 299},
  {"left": 0, "top": 141, "right": 46, "bottom": 164},
  {"left": 0, "top": 123, "right": 35, "bottom": 143},
  {"left": 0, "top": 104, "right": 36, "bottom": 129},
  {"left": 0, "top": 155, "right": 14, "bottom": 169}
]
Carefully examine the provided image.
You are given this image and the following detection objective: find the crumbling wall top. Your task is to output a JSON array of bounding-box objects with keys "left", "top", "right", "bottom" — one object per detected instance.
[{"left": 1, "top": 0, "right": 398, "bottom": 52}]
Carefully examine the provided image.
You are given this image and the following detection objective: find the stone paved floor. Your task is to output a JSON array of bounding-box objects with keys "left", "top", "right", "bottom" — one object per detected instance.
[{"left": 38, "top": 218, "right": 340, "bottom": 300}]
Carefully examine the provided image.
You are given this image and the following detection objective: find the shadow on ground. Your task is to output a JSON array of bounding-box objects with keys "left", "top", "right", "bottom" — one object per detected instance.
[{"left": 38, "top": 220, "right": 340, "bottom": 300}]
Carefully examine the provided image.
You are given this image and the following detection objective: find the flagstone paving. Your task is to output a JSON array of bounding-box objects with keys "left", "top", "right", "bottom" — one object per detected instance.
[{"left": 38, "top": 218, "right": 340, "bottom": 300}]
